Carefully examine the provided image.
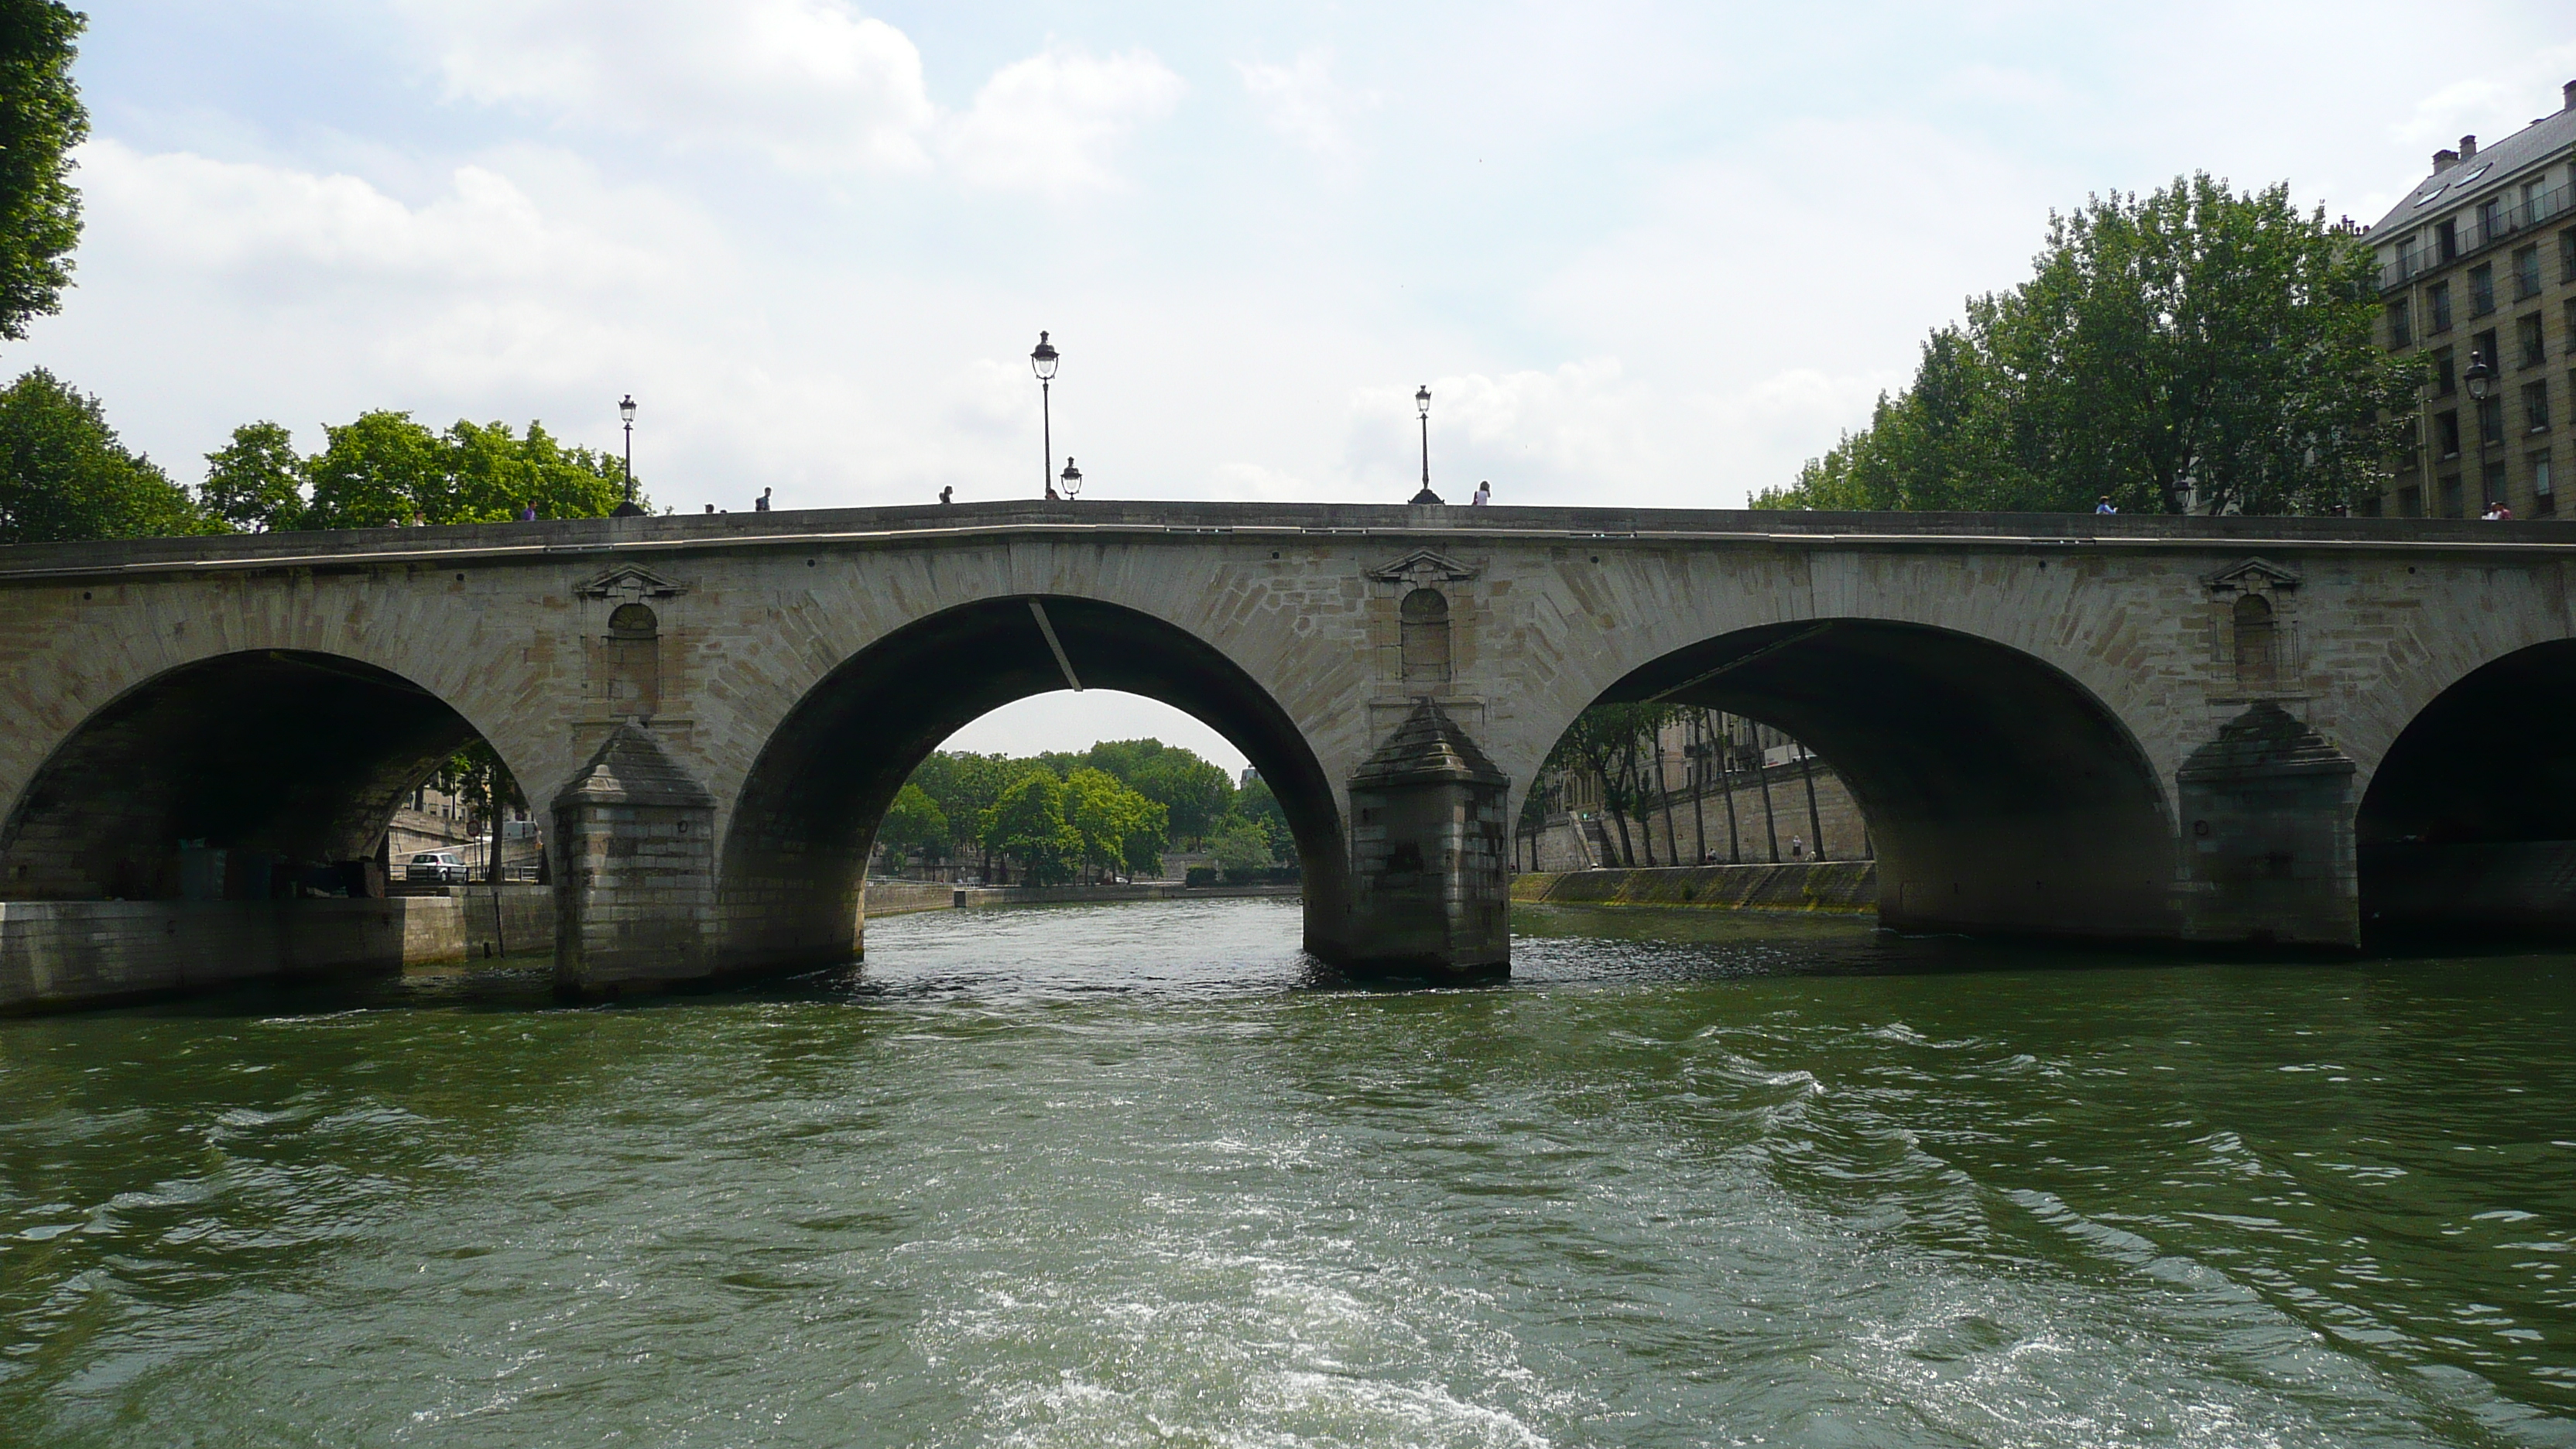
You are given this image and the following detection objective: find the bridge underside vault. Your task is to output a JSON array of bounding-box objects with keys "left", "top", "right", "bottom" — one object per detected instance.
[
  {"left": 2360, "top": 639, "right": 2576, "bottom": 940},
  {"left": 714, "top": 596, "right": 1349, "bottom": 978},
  {"left": 0, "top": 651, "right": 481, "bottom": 900},
  {"left": 1598, "top": 621, "right": 2179, "bottom": 942}
]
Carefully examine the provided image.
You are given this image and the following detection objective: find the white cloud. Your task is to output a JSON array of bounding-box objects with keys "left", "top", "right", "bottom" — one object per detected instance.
[
  {"left": 1238, "top": 51, "right": 1372, "bottom": 159},
  {"left": 942, "top": 47, "right": 1186, "bottom": 194},
  {"left": 77, "top": 139, "right": 683, "bottom": 291},
  {"left": 404, "top": 0, "right": 937, "bottom": 172}
]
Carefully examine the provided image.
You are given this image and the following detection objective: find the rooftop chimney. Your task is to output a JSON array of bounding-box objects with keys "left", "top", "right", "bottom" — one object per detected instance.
[
  {"left": 2460, "top": 134, "right": 2478, "bottom": 160},
  {"left": 2564, "top": 79, "right": 2575, "bottom": 111},
  {"left": 2434, "top": 147, "right": 2460, "bottom": 172}
]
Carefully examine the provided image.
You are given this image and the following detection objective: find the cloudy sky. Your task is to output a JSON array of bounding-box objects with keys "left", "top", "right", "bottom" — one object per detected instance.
[{"left": 17, "top": 2, "right": 2574, "bottom": 766}]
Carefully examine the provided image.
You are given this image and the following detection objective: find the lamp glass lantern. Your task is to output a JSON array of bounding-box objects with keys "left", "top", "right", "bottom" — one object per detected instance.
[
  {"left": 1060, "top": 457, "right": 1083, "bottom": 498},
  {"left": 2465, "top": 350, "right": 2493, "bottom": 401}
]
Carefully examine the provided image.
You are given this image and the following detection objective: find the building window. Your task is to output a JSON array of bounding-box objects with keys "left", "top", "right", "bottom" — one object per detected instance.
[
  {"left": 2469, "top": 262, "right": 2495, "bottom": 316},
  {"left": 2529, "top": 379, "right": 2552, "bottom": 433},
  {"left": 1399, "top": 587, "right": 1451, "bottom": 689},
  {"left": 2474, "top": 327, "right": 2500, "bottom": 382},
  {"left": 2514, "top": 245, "right": 2543, "bottom": 300},
  {"left": 2394, "top": 415, "right": 2422, "bottom": 470},
  {"left": 2533, "top": 450, "right": 2557, "bottom": 515},
  {"left": 2232, "top": 594, "right": 2277, "bottom": 691},
  {"left": 2435, "top": 345, "right": 2457, "bottom": 395},
  {"left": 2520, "top": 313, "right": 2547, "bottom": 368},
  {"left": 2437, "top": 409, "right": 2461, "bottom": 457},
  {"left": 2429, "top": 280, "right": 2453, "bottom": 333},
  {"left": 2399, "top": 484, "right": 2423, "bottom": 516},
  {"left": 2362, "top": 492, "right": 2386, "bottom": 518},
  {"left": 2386, "top": 298, "right": 2412, "bottom": 348},
  {"left": 2482, "top": 458, "right": 2508, "bottom": 512},
  {"left": 2478, "top": 396, "right": 2505, "bottom": 448},
  {"left": 2398, "top": 234, "right": 2420, "bottom": 279},
  {"left": 2563, "top": 227, "right": 2576, "bottom": 284},
  {"left": 2437, "top": 218, "right": 2458, "bottom": 262},
  {"left": 2439, "top": 472, "right": 2463, "bottom": 517}
]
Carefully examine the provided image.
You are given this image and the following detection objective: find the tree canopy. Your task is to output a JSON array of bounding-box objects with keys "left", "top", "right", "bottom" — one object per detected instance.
[
  {"left": 895, "top": 738, "right": 1284, "bottom": 881},
  {"left": 1756, "top": 174, "right": 2422, "bottom": 516},
  {"left": 0, "top": 1, "right": 86, "bottom": 341},
  {"left": 0, "top": 369, "right": 211, "bottom": 544},
  {"left": 304, "top": 413, "right": 630, "bottom": 528}
]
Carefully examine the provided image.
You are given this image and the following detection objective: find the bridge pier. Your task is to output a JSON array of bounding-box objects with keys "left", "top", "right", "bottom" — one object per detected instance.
[
  {"left": 552, "top": 724, "right": 720, "bottom": 995},
  {"left": 1338, "top": 702, "right": 1512, "bottom": 978},
  {"left": 2175, "top": 704, "right": 2361, "bottom": 948}
]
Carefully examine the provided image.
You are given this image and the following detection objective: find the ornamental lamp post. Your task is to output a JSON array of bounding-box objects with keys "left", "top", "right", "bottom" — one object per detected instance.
[
  {"left": 1031, "top": 331, "right": 1060, "bottom": 499},
  {"left": 2466, "top": 349, "right": 2494, "bottom": 514},
  {"left": 1410, "top": 384, "right": 1441, "bottom": 505},
  {"left": 1060, "top": 457, "right": 1083, "bottom": 500},
  {"left": 612, "top": 394, "right": 645, "bottom": 516}
]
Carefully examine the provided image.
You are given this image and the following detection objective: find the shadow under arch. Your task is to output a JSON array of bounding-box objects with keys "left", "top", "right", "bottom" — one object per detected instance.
[
  {"left": 2358, "top": 639, "right": 2576, "bottom": 940},
  {"left": 1, "top": 649, "right": 495, "bottom": 900},
  {"left": 1583, "top": 618, "right": 2176, "bottom": 940},
  {"left": 718, "top": 596, "right": 1347, "bottom": 974}
]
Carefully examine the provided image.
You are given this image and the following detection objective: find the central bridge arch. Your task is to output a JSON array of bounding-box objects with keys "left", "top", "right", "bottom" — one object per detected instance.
[{"left": 716, "top": 595, "right": 1349, "bottom": 975}]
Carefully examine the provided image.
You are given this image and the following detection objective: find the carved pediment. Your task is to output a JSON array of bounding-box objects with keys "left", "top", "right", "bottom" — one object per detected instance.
[
  {"left": 1366, "top": 548, "right": 1480, "bottom": 587},
  {"left": 2204, "top": 557, "right": 2300, "bottom": 594},
  {"left": 577, "top": 564, "right": 689, "bottom": 602}
]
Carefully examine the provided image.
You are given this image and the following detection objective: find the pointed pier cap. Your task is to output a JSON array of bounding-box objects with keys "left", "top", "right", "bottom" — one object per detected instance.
[
  {"left": 1354, "top": 700, "right": 1506, "bottom": 790},
  {"left": 557, "top": 721, "right": 718, "bottom": 808}
]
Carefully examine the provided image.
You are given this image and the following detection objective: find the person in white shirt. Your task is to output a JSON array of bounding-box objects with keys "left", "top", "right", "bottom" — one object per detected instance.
[{"left": 1472, "top": 480, "right": 1492, "bottom": 507}]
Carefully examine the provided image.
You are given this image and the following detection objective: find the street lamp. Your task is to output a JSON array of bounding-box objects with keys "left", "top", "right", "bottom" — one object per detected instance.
[
  {"left": 1060, "top": 457, "right": 1083, "bottom": 500},
  {"left": 2466, "top": 349, "right": 2494, "bottom": 515},
  {"left": 611, "top": 394, "right": 644, "bottom": 516},
  {"left": 1410, "top": 384, "right": 1441, "bottom": 505},
  {"left": 1031, "top": 331, "right": 1060, "bottom": 499}
]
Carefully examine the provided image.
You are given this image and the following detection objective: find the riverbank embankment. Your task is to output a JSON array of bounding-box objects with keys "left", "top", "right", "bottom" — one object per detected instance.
[
  {"left": 865, "top": 880, "right": 1303, "bottom": 918},
  {"left": 1514, "top": 862, "right": 1875, "bottom": 914},
  {"left": 1, "top": 886, "right": 554, "bottom": 1013}
]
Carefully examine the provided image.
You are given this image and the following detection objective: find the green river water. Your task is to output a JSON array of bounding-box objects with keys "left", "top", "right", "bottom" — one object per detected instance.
[{"left": 1, "top": 897, "right": 2571, "bottom": 1447}]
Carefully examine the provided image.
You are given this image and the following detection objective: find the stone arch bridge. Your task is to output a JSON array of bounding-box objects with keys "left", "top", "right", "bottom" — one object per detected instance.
[{"left": 3, "top": 501, "right": 2570, "bottom": 998}]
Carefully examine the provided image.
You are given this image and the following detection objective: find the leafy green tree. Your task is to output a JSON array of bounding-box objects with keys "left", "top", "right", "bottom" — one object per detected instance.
[
  {"left": 1064, "top": 766, "right": 1167, "bottom": 880},
  {"left": 1208, "top": 817, "right": 1276, "bottom": 882},
  {"left": 0, "top": 369, "right": 214, "bottom": 543},
  {"left": 1758, "top": 174, "right": 2424, "bottom": 516},
  {"left": 909, "top": 751, "right": 1018, "bottom": 866},
  {"left": 444, "top": 419, "right": 626, "bottom": 521},
  {"left": 877, "top": 783, "right": 948, "bottom": 868},
  {"left": 0, "top": 2, "right": 86, "bottom": 341},
  {"left": 978, "top": 768, "right": 1081, "bottom": 886},
  {"left": 1540, "top": 703, "right": 1683, "bottom": 866},
  {"left": 1229, "top": 775, "right": 1293, "bottom": 862},
  {"left": 1084, "top": 738, "right": 1234, "bottom": 843},
  {"left": 305, "top": 410, "right": 444, "bottom": 528},
  {"left": 200, "top": 421, "right": 307, "bottom": 532},
  {"left": 301, "top": 412, "right": 638, "bottom": 529}
]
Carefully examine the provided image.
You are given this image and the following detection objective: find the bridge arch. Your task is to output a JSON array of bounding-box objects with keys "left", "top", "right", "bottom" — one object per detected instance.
[
  {"left": 2358, "top": 638, "right": 2576, "bottom": 940},
  {"left": 1530, "top": 618, "right": 2177, "bottom": 940},
  {"left": 0, "top": 649, "right": 533, "bottom": 901},
  {"left": 716, "top": 595, "right": 1348, "bottom": 975}
]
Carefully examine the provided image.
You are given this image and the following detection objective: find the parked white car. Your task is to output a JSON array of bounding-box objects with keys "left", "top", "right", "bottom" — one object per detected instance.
[{"left": 406, "top": 850, "right": 468, "bottom": 884}]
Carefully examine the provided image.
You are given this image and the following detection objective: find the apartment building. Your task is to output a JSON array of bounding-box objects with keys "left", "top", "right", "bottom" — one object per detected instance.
[{"left": 2371, "top": 81, "right": 2576, "bottom": 518}]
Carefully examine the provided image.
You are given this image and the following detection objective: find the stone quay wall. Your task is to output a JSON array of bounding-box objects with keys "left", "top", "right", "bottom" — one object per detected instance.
[
  {"left": 1514, "top": 862, "right": 1879, "bottom": 915},
  {"left": 1, "top": 886, "right": 555, "bottom": 1013},
  {"left": 1523, "top": 761, "right": 1872, "bottom": 872}
]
